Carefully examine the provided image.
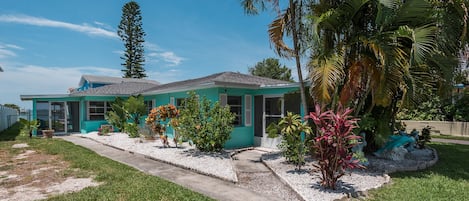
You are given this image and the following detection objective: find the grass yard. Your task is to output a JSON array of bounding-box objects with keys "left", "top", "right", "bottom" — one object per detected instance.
[
  {"left": 0, "top": 123, "right": 213, "bottom": 201},
  {"left": 367, "top": 142, "right": 469, "bottom": 201},
  {"left": 431, "top": 134, "right": 469, "bottom": 141}
]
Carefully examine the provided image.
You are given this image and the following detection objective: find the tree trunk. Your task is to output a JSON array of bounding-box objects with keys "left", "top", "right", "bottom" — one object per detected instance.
[{"left": 289, "top": 0, "right": 308, "bottom": 116}]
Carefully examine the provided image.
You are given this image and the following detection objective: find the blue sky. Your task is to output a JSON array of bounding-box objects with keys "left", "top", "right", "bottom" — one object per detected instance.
[{"left": 0, "top": 0, "right": 298, "bottom": 109}]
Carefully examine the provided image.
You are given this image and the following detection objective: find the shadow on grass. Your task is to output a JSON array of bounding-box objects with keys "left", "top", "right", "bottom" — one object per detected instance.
[
  {"left": 0, "top": 122, "right": 22, "bottom": 141},
  {"left": 389, "top": 142, "right": 469, "bottom": 181}
]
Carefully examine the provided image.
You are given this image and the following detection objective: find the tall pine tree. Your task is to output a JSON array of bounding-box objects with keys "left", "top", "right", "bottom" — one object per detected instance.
[{"left": 117, "top": 1, "right": 146, "bottom": 78}]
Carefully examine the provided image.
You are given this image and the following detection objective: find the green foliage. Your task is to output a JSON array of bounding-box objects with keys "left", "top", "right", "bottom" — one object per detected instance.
[
  {"left": 106, "top": 95, "right": 146, "bottom": 138},
  {"left": 117, "top": 1, "right": 146, "bottom": 78},
  {"left": 177, "top": 91, "right": 235, "bottom": 152},
  {"left": 307, "top": 105, "right": 363, "bottom": 190},
  {"left": 124, "top": 123, "right": 139, "bottom": 138},
  {"left": 397, "top": 96, "right": 447, "bottom": 121},
  {"left": 452, "top": 91, "right": 469, "bottom": 121},
  {"left": 248, "top": 58, "right": 294, "bottom": 82},
  {"left": 418, "top": 126, "right": 432, "bottom": 148},
  {"left": 19, "top": 118, "right": 39, "bottom": 138},
  {"left": 266, "top": 122, "right": 280, "bottom": 138},
  {"left": 277, "top": 112, "right": 312, "bottom": 170},
  {"left": 123, "top": 95, "right": 146, "bottom": 124},
  {"left": 3, "top": 103, "right": 20, "bottom": 113},
  {"left": 105, "top": 97, "right": 127, "bottom": 131}
]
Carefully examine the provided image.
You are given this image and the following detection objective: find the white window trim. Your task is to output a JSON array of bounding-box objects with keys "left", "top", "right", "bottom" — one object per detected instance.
[
  {"left": 87, "top": 101, "right": 109, "bottom": 121},
  {"left": 263, "top": 95, "right": 284, "bottom": 135},
  {"left": 245, "top": 95, "right": 252, "bottom": 126}
]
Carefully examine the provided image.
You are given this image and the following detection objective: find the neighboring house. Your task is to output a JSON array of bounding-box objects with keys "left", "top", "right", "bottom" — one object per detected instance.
[{"left": 20, "top": 72, "right": 304, "bottom": 148}]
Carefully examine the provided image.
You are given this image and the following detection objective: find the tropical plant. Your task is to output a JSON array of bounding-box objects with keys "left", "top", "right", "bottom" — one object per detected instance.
[
  {"left": 306, "top": 105, "right": 362, "bottom": 190},
  {"left": 106, "top": 97, "right": 127, "bottom": 131},
  {"left": 277, "top": 112, "right": 312, "bottom": 170},
  {"left": 106, "top": 95, "right": 146, "bottom": 137},
  {"left": 145, "top": 104, "right": 179, "bottom": 147},
  {"left": 124, "top": 123, "right": 139, "bottom": 138},
  {"left": 248, "top": 58, "right": 294, "bottom": 82},
  {"left": 117, "top": 0, "right": 146, "bottom": 78},
  {"left": 418, "top": 125, "right": 432, "bottom": 149},
  {"left": 123, "top": 95, "right": 147, "bottom": 125},
  {"left": 177, "top": 91, "right": 235, "bottom": 152},
  {"left": 19, "top": 118, "right": 39, "bottom": 138},
  {"left": 305, "top": 0, "right": 469, "bottom": 149}
]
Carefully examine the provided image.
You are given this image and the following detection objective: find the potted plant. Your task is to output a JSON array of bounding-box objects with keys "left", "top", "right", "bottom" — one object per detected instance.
[
  {"left": 19, "top": 118, "right": 40, "bottom": 138},
  {"left": 42, "top": 129, "right": 55, "bottom": 138}
]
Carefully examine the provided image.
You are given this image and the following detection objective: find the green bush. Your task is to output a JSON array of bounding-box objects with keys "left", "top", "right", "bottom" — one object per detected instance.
[
  {"left": 19, "top": 118, "right": 40, "bottom": 138},
  {"left": 105, "top": 97, "right": 127, "bottom": 131},
  {"left": 418, "top": 125, "right": 432, "bottom": 148},
  {"left": 177, "top": 91, "right": 235, "bottom": 152},
  {"left": 124, "top": 123, "right": 139, "bottom": 138},
  {"left": 277, "top": 112, "right": 312, "bottom": 170}
]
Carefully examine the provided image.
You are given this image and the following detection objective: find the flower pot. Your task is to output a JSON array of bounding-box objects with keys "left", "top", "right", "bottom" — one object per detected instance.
[{"left": 42, "top": 130, "right": 55, "bottom": 138}]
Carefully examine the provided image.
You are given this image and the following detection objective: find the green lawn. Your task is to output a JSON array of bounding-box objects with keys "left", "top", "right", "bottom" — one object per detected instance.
[
  {"left": 0, "top": 123, "right": 214, "bottom": 201},
  {"left": 431, "top": 134, "right": 469, "bottom": 141},
  {"left": 367, "top": 142, "right": 469, "bottom": 201}
]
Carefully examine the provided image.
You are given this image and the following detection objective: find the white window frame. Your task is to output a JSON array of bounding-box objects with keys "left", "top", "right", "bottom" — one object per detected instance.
[
  {"left": 244, "top": 95, "right": 252, "bottom": 126},
  {"left": 87, "top": 101, "right": 109, "bottom": 121},
  {"left": 263, "top": 95, "right": 284, "bottom": 134}
]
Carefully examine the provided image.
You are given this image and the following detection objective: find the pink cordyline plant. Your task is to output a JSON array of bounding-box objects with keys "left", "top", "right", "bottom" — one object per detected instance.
[{"left": 306, "top": 104, "right": 364, "bottom": 190}]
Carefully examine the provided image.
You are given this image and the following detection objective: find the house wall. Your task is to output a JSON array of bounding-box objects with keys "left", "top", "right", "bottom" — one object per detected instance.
[
  {"left": 31, "top": 97, "right": 83, "bottom": 135},
  {"left": 146, "top": 86, "right": 300, "bottom": 149},
  {"left": 29, "top": 85, "right": 301, "bottom": 149}
]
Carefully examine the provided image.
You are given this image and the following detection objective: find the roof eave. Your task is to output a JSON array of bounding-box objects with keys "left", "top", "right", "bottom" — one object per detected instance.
[{"left": 20, "top": 94, "right": 70, "bottom": 101}]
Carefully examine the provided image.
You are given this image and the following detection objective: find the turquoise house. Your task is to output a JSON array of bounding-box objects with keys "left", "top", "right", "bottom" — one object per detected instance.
[{"left": 21, "top": 72, "right": 304, "bottom": 148}]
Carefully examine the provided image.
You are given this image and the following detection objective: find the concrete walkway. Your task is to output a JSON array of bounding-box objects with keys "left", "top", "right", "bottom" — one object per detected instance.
[
  {"left": 58, "top": 136, "right": 282, "bottom": 201},
  {"left": 233, "top": 150, "right": 301, "bottom": 201},
  {"left": 432, "top": 138, "right": 469, "bottom": 145}
]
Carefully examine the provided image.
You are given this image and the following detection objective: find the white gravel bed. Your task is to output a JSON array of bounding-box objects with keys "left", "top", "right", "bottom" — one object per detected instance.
[
  {"left": 81, "top": 132, "right": 238, "bottom": 182},
  {"left": 262, "top": 153, "right": 390, "bottom": 201}
]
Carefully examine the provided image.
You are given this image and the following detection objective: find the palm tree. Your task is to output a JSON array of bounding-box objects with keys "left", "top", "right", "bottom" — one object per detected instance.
[
  {"left": 307, "top": 0, "right": 468, "bottom": 148},
  {"left": 241, "top": 0, "right": 311, "bottom": 115}
]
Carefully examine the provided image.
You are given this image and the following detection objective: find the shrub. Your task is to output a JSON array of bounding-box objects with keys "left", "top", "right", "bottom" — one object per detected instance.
[
  {"left": 277, "top": 112, "right": 312, "bottom": 170},
  {"left": 106, "top": 95, "right": 147, "bottom": 137},
  {"left": 306, "top": 105, "right": 363, "bottom": 190},
  {"left": 145, "top": 104, "right": 179, "bottom": 147},
  {"left": 418, "top": 125, "right": 432, "bottom": 148},
  {"left": 105, "top": 97, "right": 127, "bottom": 131},
  {"left": 177, "top": 91, "right": 235, "bottom": 152},
  {"left": 19, "top": 118, "right": 40, "bottom": 138},
  {"left": 124, "top": 123, "right": 139, "bottom": 138}
]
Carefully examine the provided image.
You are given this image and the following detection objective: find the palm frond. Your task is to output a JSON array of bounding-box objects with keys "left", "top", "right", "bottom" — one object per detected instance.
[
  {"left": 268, "top": 9, "right": 294, "bottom": 57},
  {"left": 412, "top": 24, "right": 437, "bottom": 64},
  {"left": 309, "top": 53, "right": 345, "bottom": 104}
]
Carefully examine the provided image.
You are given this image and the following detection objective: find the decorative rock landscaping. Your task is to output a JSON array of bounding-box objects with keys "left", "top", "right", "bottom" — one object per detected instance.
[{"left": 82, "top": 132, "right": 438, "bottom": 201}]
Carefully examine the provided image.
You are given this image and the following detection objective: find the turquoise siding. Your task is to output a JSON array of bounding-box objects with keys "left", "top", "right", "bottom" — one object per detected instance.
[{"left": 29, "top": 85, "right": 301, "bottom": 148}]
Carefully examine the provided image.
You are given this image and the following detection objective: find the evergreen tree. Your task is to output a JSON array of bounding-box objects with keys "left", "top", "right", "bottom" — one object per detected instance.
[
  {"left": 248, "top": 58, "right": 294, "bottom": 82},
  {"left": 117, "top": 1, "right": 146, "bottom": 78}
]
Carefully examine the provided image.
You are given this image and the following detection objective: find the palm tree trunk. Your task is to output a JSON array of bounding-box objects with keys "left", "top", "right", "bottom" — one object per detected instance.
[{"left": 290, "top": 0, "right": 308, "bottom": 115}]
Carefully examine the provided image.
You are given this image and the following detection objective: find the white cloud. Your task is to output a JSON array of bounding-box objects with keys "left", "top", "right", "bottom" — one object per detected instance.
[
  {"left": 0, "top": 14, "right": 118, "bottom": 39},
  {"left": 5, "top": 44, "right": 23, "bottom": 50},
  {"left": 146, "top": 69, "right": 183, "bottom": 84},
  {"left": 0, "top": 43, "right": 24, "bottom": 58},
  {"left": 148, "top": 51, "right": 184, "bottom": 66},
  {"left": 0, "top": 48, "right": 16, "bottom": 58}
]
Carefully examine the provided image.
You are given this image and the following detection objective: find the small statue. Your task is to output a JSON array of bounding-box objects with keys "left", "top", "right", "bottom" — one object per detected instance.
[{"left": 374, "top": 131, "right": 416, "bottom": 161}]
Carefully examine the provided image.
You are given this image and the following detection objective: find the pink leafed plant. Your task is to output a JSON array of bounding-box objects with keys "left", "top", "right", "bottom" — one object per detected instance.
[{"left": 306, "top": 104, "right": 364, "bottom": 189}]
